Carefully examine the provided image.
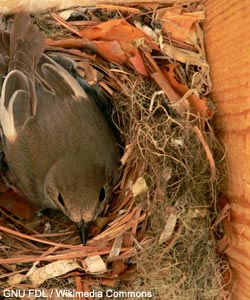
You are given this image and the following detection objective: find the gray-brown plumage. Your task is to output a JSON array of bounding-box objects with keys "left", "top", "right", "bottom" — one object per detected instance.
[{"left": 0, "top": 13, "right": 121, "bottom": 244}]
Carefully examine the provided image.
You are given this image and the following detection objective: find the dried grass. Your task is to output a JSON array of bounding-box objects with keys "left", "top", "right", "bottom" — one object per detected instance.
[{"left": 107, "top": 70, "right": 229, "bottom": 299}]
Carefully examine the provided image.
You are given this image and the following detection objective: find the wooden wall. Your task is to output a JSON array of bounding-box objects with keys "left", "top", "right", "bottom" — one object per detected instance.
[{"left": 204, "top": 1, "right": 250, "bottom": 299}]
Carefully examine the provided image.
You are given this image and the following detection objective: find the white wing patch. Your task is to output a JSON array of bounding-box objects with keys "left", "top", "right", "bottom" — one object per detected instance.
[
  {"left": 0, "top": 90, "right": 17, "bottom": 142},
  {"left": 0, "top": 70, "right": 29, "bottom": 143}
]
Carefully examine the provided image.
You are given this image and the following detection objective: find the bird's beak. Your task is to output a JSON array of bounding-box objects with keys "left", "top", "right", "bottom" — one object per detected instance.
[{"left": 76, "top": 221, "right": 91, "bottom": 245}]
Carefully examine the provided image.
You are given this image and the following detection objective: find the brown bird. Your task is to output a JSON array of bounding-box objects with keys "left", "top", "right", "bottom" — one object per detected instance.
[{"left": 0, "top": 13, "right": 121, "bottom": 244}]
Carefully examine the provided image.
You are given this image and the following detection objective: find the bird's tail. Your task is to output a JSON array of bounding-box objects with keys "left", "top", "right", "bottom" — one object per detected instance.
[
  {"left": 0, "top": 28, "right": 9, "bottom": 87},
  {"left": 9, "top": 12, "right": 45, "bottom": 77}
]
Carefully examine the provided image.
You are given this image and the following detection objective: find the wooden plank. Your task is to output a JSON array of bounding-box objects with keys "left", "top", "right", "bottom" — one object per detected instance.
[{"left": 204, "top": 1, "right": 250, "bottom": 299}]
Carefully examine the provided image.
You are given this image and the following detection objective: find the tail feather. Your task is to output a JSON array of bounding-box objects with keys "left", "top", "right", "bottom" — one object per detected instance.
[
  {"left": 0, "top": 31, "right": 9, "bottom": 86},
  {"left": 9, "top": 12, "right": 45, "bottom": 77}
]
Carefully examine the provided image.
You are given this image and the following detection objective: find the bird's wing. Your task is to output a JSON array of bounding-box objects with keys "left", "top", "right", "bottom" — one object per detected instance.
[
  {"left": 43, "top": 51, "right": 117, "bottom": 134},
  {"left": 37, "top": 53, "right": 90, "bottom": 101},
  {"left": 0, "top": 12, "right": 45, "bottom": 143}
]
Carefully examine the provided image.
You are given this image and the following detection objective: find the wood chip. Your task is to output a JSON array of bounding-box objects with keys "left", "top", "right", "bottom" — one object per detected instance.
[
  {"left": 29, "top": 260, "right": 81, "bottom": 285},
  {"left": 132, "top": 177, "right": 148, "bottom": 197},
  {"left": 108, "top": 235, "right": 123, "bottom": 260},
  {"left": 159, "top": 212, "right": 177, "bottom": 244},
  {"left": 82, "top": 255, "right": 107, "bottom": 274}
]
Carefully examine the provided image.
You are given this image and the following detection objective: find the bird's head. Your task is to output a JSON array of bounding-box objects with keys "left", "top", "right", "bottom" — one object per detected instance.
[{"left": 44, "top": 157, "right": 114, "bottom": 244}]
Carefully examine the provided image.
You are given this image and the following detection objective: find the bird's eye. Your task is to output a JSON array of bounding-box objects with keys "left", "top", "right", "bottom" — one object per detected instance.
[
  {"left": 99, "top": 187, "right": 105, "bottom": 202},
  {"left": 58, "top": 193, "right": 65, "bottom": 207}
]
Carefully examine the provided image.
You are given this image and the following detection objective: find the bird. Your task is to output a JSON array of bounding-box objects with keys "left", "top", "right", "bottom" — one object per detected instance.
[{"left": 0, "top": 12, "right": 121, "bottom": 244}]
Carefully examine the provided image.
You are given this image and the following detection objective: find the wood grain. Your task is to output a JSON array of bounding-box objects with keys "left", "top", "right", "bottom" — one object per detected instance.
[{"left": 204, "top": 1, "right": 250, "bottom": 299}]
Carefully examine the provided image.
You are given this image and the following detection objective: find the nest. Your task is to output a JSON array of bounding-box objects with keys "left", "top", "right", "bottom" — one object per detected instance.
[{"left": 0, "top": 2, "right": 231, "bottom": 300}]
